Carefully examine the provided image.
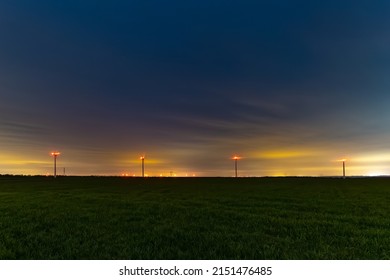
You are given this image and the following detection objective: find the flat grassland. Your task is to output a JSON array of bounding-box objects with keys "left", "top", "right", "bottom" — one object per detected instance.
[{"left": 0, "top": 176, "right": 389, "bottom": 259}]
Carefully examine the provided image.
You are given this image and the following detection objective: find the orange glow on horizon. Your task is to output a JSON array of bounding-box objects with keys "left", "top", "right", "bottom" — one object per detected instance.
[
  {"left": 258, "top": 149, "right": 316, "bottom": 159},
  {"left": 1, "top": 148, "right": 390, "bottom": 177}
]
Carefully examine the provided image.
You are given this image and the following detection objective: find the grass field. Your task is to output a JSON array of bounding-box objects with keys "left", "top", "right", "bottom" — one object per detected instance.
[{"left": 0, "top": 176, "right": 389, "bottom": 259}]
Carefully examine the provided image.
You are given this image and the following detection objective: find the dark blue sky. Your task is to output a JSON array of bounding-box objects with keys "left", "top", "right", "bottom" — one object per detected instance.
[{"left": 1, "top": 0, "right": 390, "bottom": 176}]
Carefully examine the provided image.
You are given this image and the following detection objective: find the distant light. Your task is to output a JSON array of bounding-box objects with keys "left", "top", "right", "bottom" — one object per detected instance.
[
  {"left": 50, "top": 151, "right": 60, "bottom": 178},
  {"left": 367, "top": 172, "right": 382, "bottom": 177},
  {"left": 338, "top": 158, "right": 347, "bottom": 178},
  {"left": 232, "top": 155, "right": 241, "bottom": 177},
  {"left": 160, "top": 174, "right": 163, "bottom": 177},
  {"left": 140, "top": 156, "right": 145, "bottom": 178}
]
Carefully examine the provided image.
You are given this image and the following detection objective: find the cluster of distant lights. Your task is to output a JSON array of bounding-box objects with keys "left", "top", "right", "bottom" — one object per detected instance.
[
  {"left": 49, "top": 152, "right": 351, "bottom": 177},
  {"left": 50, "top": 152, "right": 198, "bottom": 177},
  {"left": 120, "top": 173, "right": 197, "bottom": 177}
]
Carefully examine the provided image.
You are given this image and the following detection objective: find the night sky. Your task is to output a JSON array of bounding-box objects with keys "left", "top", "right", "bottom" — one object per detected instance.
[{"left": 1, "top": 0, "right": 390, "bottom": 176}]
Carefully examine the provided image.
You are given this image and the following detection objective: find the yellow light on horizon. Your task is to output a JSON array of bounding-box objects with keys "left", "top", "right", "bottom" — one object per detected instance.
[{"left": 258, "top": 149, "right": 316, "bottom": 159}]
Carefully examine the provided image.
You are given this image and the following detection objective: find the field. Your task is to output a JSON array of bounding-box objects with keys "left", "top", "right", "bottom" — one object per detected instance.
[{"left": 0, "top": 176, "right": 389, "bottom": 260}]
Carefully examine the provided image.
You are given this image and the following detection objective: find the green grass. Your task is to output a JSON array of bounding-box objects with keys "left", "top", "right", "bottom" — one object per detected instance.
[{"left": 0, "top": 176, "right": 389, "bottom": 259}]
